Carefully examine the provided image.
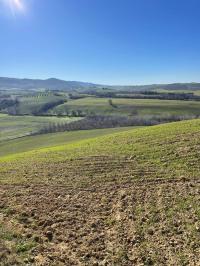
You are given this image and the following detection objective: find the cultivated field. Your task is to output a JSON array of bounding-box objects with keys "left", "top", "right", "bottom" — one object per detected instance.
[
  {"left": 2, "top": 89, "right": 200, "bottom": 125},
  {"left": 0, "top": 126, "right": 139, "bottom": 157},
  {"left": 12, "top": 93, "right": 67, "bottom": 115},
  {"left": 0, "top": 114, "right": 80, "bottom": 141},
  {"left": 154, "top": 88, "right": 200, "bottom": 96},
  {"left": 52, "top": 97, "right": 200, "bottom": 116},
  {"left": 0, "top": 119, "right": 199, "bottom": 265}
]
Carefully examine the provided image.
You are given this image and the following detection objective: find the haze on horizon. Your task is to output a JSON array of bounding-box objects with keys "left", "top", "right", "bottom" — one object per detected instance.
[{"left": 0, "top": 0, "right": 200, "bottom": 85}]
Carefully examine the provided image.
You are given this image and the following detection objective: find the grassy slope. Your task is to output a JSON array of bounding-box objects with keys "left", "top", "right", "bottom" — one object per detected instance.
[
  {"left": 0, "top": 126, "right": 139, "bottom": 157},
  {"left": 0, "top": 119, "right": 200, "bottom": 186},
  {"left": 53, "top": 97, "right": 200, "bottom": 116},
  {"left": 0, "top": 119, "right": 199, "bottom": 265},
  {"left": 0, "top": 114, "right": 80, "bottom": 141}
]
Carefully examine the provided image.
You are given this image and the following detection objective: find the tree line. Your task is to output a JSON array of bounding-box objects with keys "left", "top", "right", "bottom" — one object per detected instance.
[
  {"left": 32, "top": 99, "right": 67, "bottom": 115},
  {"left": 35, "top": 114, "right": 199, "bottom": 135},
  {"left": 0, "top": 98, "right": 18, "bottom": 111},
  {"left": 80, "top": 90, "right": 200, "bottom": 101}
]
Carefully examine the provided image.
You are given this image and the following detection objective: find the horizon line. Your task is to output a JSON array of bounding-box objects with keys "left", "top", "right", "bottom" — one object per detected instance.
[{"left": 1, "top": 75, "right": 200, "bottom": 87}]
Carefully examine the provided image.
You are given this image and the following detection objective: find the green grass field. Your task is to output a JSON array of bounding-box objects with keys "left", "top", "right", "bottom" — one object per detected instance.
[
  {"left": 52, "top": 97, "right": 200, "bottom": 116},
  {"left": 154, "top": 88, "right": 200, "bottom": 95},
  {"left": 0, "top": 114, "right": 80, "bottom": 141},
  {"left": 1, "top": 119, "right": 199, "bottom": 186},
  {"left": 3, "top": 90, "right": 200, "bottom": 119},
  {"left": 0, "top": 126, "right": 139, "bottom": 157}
]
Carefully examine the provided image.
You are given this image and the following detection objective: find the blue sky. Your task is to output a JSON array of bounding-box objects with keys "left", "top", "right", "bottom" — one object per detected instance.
[{"left": 0, "top": 0, "right": 200, "bottom": 85}]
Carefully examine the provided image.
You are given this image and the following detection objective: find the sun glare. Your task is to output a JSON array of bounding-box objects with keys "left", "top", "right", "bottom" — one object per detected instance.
[
  {"left": 2, "top": 0, "right": 25, "bottom": 14},
  {"left": 12, "top": 0, "right": 24, "bottom": 10}
]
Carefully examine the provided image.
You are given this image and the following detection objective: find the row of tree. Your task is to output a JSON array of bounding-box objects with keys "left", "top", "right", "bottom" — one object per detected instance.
[
  {"left": 35, "top": 114, "right": 199, "bottom": 135},
  {"left": 32, "top": 99, "right": 67, "bottom": 115},
  {"left": 0, "top": 98, "right": 18, "bottom": 111},
  {"left": 85, "top": 90, "right": 200, "bottom": 101}
]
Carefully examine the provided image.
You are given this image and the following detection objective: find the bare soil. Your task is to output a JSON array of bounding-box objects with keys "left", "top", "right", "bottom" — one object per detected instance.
[{"left": 0, "top": 178, "right": 199, "bottom": 265}]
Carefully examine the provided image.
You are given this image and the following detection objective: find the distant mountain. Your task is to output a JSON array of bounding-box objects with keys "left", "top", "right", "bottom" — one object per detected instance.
[
  {"left": 0, "top": 77, "right": 100, "bottom": 91},
  {"left": 111, "top": 82, "right": 200, "bottom": 91},
  {"left": 0, "top": 77, "right": 200, "bottom": 91}
]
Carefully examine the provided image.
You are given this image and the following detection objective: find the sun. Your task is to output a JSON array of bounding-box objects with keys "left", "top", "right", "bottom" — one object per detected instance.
[
  {"left": 12, "top": 0, "right": 24, "bottom": 10},
  {"left": 2, "top": 0, "right": 25, "bottom": 14}
]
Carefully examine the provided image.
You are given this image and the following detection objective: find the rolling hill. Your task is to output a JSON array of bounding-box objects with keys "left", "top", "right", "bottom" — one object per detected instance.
[
  {"left": 0, "top": 114, "right": 81, "bottom": 142},
  {"left": 1, "top": 76, "right": 200, "bottom": 91},
  {"left": 0, "top": 126, "right": 138, "bottom": 157},
  {"left": 0, "top": 77, "right": 99, "bottom": 91},
  {"left": 0, "top": 120, "right": 199, "bottom": 265}
]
